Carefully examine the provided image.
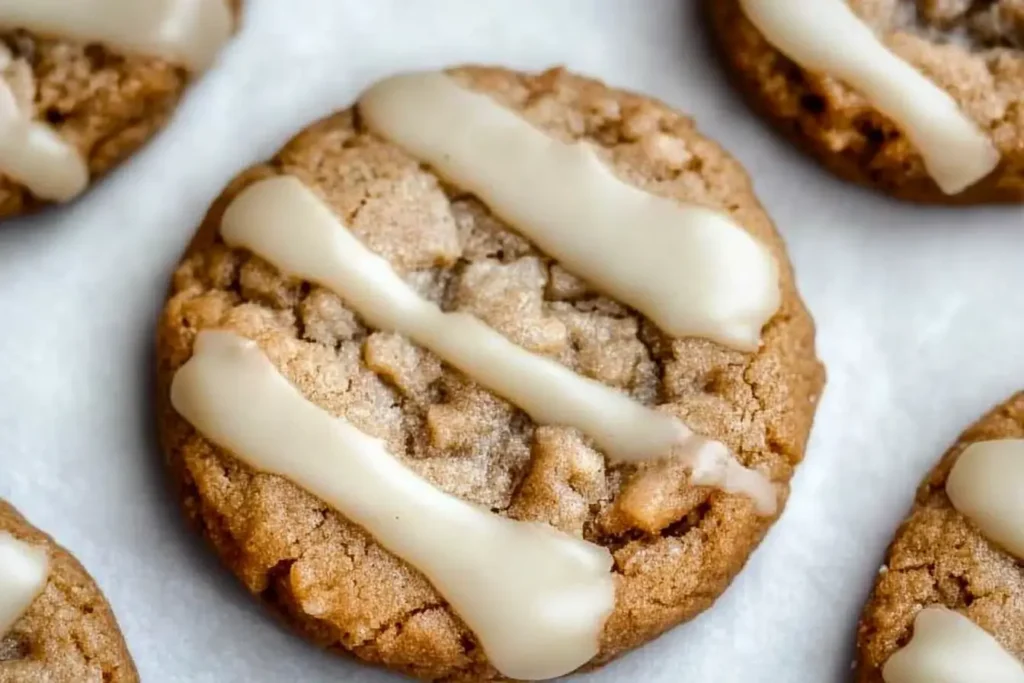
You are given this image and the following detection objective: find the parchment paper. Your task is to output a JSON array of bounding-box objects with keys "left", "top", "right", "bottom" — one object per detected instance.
[{"left": 2, "top": 1, "right": 1023, "bottom": 681}]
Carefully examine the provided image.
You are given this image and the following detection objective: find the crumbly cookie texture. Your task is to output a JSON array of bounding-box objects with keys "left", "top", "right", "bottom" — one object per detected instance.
[
  {"left": 0, "top": 0, "right": 241, "bottom": 218},
  {"left": 156, "top": 66, "right": 825, "bottom": 681},
  {"left": 709, "top": 0, "right": 1024, "bottom": 204},
  {"left": 0, "top": 500, "right": 137, "bottom": 683},
  {"left": 856, "top": 392, "right": 1024, "bottom": 682}
]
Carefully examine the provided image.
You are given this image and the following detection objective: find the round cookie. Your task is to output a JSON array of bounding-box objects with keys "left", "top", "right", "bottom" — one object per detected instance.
[
  {"left": 856, "top": 392, "right": 1024, "bottom": 682},
  {"left": 156, "top": 66, "right": 825, "bottom": 681},
  {"left": 0, "top": 499, "right": 137, "bottom": 682},
  {"left": 709, "top": 0, "right": 1024, "bottom": 204},
  {"left": 0, "top": 0, "right": 240, "bottom": 218}
]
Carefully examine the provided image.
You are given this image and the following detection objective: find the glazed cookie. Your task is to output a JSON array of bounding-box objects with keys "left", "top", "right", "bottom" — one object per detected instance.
[
  {"left": 0, "top": 0, "right": 238, "bottom": 218},
  {"left": 0, "top": 499, "right": 137, "bottom": 682},
  {"left": 856, "top": 393, "right": 1024, "bottom": 682},
  {"left": 710, "top": 0, "right": 1024, "bottom": 204},
  {"left": 156, "top": 66, "right": 824, "bottom": 681}
]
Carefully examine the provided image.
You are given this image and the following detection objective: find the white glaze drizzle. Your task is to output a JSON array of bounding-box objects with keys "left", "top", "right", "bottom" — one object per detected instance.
[
  {"left": 740, "top": 0, "right": 1000, "bottom": 195},
  {"left": 882, "top": 438, "right": 1024, "bottom": 679},
  {"left": 0, "top": 0, "right": 232, "bottom": 202},
  {"left": 220, "top": 175, "right": 778, "bottom": 515},
  {"left": 358, "top": 72, "right": 780, "bottom": 351},
  {"left": 0, "top": 0, "right": 233, "bottom": 71},
  {"left": 0, "top": 85, "right": 87, "bottom": 202},
  {"left": 946, "top": 439, "right": 1024, "bottom": 560},
  {"left": 171, "top": 330, "right": 616, "bottom": 681},
  {"left": 883, "top": 607, "right": 1024, "bottom": 683},
  {"left": 0, "top": 531, "right": 48, "bottom": 637}
]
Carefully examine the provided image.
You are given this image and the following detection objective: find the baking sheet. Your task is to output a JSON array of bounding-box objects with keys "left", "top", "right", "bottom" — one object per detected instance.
[{"left": 1, "top": 1, "right": 1023, "bottom": 681}]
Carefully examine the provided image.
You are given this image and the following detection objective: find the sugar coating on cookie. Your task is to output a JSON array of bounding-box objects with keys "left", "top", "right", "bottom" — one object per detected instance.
[
  {"left": 0, "top": 532, "right": 47, "bottom": 636},
  {"left": 0, "top": 0, "right": 233, "bottom": 210},
  {"left": 857, "top": 394, "right": 1024, "bottom": 683},
  {"left": 158, "top": 65, "right": 824, "bottom": 681},
  {"left": 711, "top": 0, "right": 1024, "bottom": 204}
]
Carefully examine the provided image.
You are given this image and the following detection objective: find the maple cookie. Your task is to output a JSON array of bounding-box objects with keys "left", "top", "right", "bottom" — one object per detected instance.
[
  {"left": 156, "top": 66, "right": 824, "bottom": 681},
  {"left": 0, "top": 499, "right": 137, "bottom": 682},
  {"left": 856, "top": 393, "right": 1024, "bottom": 682},
  {"left": 710, "top": 0, "right": 1024, "bottom": 204},
  {"left": 0, "top": 0, "right": 239, "bottom": 218}
]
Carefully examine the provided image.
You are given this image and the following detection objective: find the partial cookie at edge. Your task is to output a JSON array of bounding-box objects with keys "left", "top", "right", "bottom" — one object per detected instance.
[
  {"left": 156, "top": 65, "right": 825, "bottom": 681},
  {"left": 709, "top": 0, "right": 1024, "bottom": 204},
  {"left": 856, "top": 392, "right": 1024, "bottom": 682},
  {"left": 0, "top": 0, "right": 241, "bottom": 218},
  {"left": 0, "top": 500, "right": 137, "bottom": 683}
]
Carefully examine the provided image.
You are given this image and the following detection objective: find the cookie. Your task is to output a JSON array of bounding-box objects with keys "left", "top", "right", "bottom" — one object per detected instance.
[
  {"left": 856, "top": 393, "right": 1024, "bottom": 682},
  {"left": 0, "top": 0, "right": 239, "bottom": 218},
  {"left": 709, "top": 0, "right": 1024, "bottom": 204},
  {"left": 0, "top": 499, "right": 137, "bottom": 682},
  {"left": 156, "top": 66, "right": 824, "bottom": 681}
]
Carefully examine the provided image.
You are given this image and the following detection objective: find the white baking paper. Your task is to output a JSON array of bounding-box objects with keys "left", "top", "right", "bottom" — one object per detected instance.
[{"left": 1, "top": 1, "right": 1023, "bottom": 681}]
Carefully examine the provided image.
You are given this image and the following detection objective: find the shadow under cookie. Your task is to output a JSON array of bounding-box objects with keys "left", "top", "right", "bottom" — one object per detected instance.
[
  {"left": 0, "top": 499, "right": 138, "bottom": 682},
  {"left": 156, "top": 65, "right": 825, "bottom": 681}
]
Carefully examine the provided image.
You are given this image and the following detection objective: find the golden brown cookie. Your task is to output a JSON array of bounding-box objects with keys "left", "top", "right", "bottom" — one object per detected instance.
[
  {"left": 0, "top": 0, "right": 240, "bottom": 218},
  {"left": 856, "top": 392, "right": 1024, "bottom": 682},
  {"left": 156, "top": 65, "right": 825, "bottom": 681},
  {"left": 709, "top": 0, "right": 1024, "bottom": 204},
  {"left": 0, "top": 499, "right": 137, "bottom": 683}
]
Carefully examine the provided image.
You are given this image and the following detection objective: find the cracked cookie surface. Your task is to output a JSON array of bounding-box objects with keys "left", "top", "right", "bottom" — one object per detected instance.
[
  {"left": 0, "top": 0, "right": 240, "bottom": 218},
  {"left": 0, "top": 500, "right": 137, "bottom": 683},
  {"left": 856, "top": 392, "right": 1024, "bottom": 682},
  {"left": 156, "top": 65, "right": 825, "bottom": 681},
  {"left": 709, "top": 0, "right": 1024, "bottom": 204}
]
